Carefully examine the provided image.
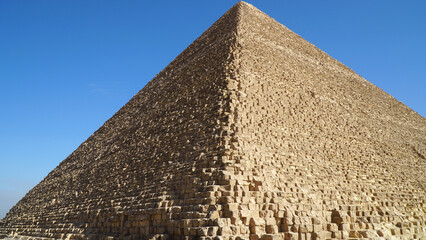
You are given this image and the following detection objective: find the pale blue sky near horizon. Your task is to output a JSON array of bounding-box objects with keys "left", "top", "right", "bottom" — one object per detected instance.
[{"left": 0, "top": 1, "right": 425, "bottom": 219}]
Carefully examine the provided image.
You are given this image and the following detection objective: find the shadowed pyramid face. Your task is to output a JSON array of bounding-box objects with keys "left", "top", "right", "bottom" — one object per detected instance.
[{"left": 1, "top": 1, "right": 425, "bottom": 239}]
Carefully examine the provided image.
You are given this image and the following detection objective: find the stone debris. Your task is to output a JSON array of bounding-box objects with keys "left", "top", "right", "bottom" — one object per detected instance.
[{"left": 1, "top": 1, "right": 425, "bottom": 240}]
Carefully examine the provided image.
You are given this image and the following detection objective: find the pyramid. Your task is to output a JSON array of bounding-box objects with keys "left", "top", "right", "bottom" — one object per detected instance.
[{"left": 1, "top": 2, "right": 425, "bottom": 239}]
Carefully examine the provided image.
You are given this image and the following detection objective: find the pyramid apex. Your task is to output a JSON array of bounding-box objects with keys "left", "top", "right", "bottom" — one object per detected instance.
[
  {"left": 235, "top": 1, "right": 250, "bottom": 6},
  {"left": 229, "top": 1, "right": 273, "bottom": 26},
  {"left": 233, "top": 1, "right": 256, "bottom": 10}
]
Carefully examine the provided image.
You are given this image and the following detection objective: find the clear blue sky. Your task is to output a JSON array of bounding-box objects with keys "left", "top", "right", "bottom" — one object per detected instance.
[{"left": 0, "top": 1, "right": 425, "bottom": 218}]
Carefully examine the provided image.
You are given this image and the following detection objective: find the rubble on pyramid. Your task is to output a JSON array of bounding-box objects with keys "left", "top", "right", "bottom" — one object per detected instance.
[{"left": 1, "top": 1, "right": 425, "bottom": 240}]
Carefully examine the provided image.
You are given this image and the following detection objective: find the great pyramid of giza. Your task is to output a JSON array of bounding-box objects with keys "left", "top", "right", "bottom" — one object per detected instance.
[{"left": 1, "top": 2, "right": 425, "bottom": 240}]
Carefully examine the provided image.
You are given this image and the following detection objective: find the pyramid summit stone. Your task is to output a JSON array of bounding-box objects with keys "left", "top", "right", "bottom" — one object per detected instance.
[{"left": 1, "top": 2, "right": 425, "bottom": 239}]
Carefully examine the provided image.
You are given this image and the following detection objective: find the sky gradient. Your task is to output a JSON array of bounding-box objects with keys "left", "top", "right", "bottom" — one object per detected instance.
[{"left": 0, "top": 0, "right": 425, "bottom": 218}]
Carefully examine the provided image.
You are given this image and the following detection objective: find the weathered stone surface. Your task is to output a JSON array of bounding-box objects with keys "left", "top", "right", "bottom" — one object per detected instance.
[{"left": 1, "top": 1, "right": 425, "bottom": 239}]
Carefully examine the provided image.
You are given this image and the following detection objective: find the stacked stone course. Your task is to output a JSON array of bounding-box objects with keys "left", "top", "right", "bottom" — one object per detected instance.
[{"left": 1, "top": 2, "right": 425, "bottom": 240}]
